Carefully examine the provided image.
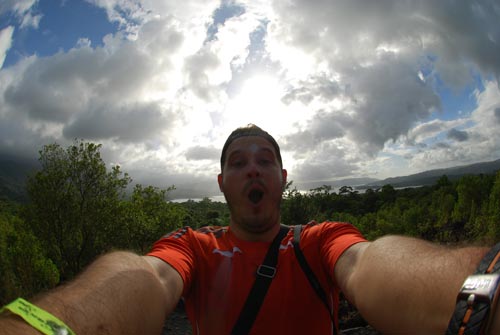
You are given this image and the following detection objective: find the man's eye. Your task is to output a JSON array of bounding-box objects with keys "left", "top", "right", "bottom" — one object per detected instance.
[
  {"left": 231, "top": 160, "right": 244, "bottom": 167},
  {"left": 259, "top": 159, "right": 271, "bottom": 165}
]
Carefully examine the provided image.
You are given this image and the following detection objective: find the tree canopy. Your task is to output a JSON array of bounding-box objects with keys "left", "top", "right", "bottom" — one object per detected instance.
[{"left": 23, "top": 140, "right": 131, "bottom": 279}]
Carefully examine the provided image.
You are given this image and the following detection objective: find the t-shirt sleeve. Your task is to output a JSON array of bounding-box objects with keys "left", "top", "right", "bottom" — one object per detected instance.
[
  {"left": 147, "top": 227, "right": 196, "bottom": 295},
  {"left": 318, "top": 222, "right": 367, "bottom": 280}
]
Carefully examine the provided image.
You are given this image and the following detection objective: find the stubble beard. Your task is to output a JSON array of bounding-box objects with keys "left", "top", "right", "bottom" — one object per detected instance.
[{"left": 226, "top": 196, "right": 283, "bottom": 234}]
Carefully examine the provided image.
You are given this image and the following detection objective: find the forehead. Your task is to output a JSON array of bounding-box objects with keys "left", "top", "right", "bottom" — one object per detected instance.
[{"left": 225, "top": 136, "right": 277, "bottom": 157}]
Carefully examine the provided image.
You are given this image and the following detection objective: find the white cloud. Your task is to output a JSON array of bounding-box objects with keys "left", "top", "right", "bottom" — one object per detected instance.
[
  {"left": 0, "top": 26, "right": 14, "bottom": 69},
  {"left": 0, "top": 0, "right": 36, "bottom": 16},
  {"left": 401, "top": 80, "right": 500, "bottom": 171},
  {"left": 19, "top": 10, "right": 42, "bottom": 29},
  {"left": 0, "top": 0, "right": 41, "bottom": 29},
  {"left": 406, "top": 119, "right": 465, "bottom": 145}
]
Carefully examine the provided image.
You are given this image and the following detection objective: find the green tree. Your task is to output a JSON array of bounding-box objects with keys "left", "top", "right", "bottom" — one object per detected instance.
[
  {"left": 179, "top": 197, "right": 230, "bottom": 229},
  {"left": 486, "top": 171, "right": 500, "bottom": 241},
  {"left": 422, "top": 178, "right": 457, "bottom": 241},
  {"left": 0, "top": 201, "right": 58, "bottom": 304},
  {"left": 121, "top": 185, "right": 186, "bottom": 253},
  {"left": 379, "top": 184, "right": 397, "bottom": 206},
  {"left": 282, "top": 185, "right": 316, "bottom": 226},
  {"left": 24, "top": 140, "right": 131, "bottom": 279},
  {"left": 452, "top": 174, "right": 493, "bottom": 240},
  {"left": 360, "top": 188, "right": 379, "bottom": 214}
]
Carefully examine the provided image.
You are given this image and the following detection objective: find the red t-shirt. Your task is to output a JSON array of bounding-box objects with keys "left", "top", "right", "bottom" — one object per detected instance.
[{"left": 148, "top": 221, "right": 366, "bottom": 335}]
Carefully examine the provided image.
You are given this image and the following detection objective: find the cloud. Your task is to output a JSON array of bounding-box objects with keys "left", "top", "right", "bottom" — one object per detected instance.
[
  {"left": 281, "top": 75, "right": 342, "bottom": 105},
  {"left": 281, "top": 58, "right": 441, "bottom": 156},
  {"left": 290, "top": 140, "right": 362, "bottom": 185},
  {"left": 184, "top": 47, "right": 221, "bottom": 101},
  {"left": 63, "top": 102, "right": 173, "bottom": 142},
  {"left": 185, "top": 146, "right": 220, "bottom": 161},
  {"left": 495, "top": 107, "right": 500, "bottom": 123},
  {"left": 341, "top": 58, "right": 441, "bottom": 152},
  {"left": 270, "top": 0, "right": 500, "bottom": 86},
  {"left": 282, "top": 109, "right": 346, "bottom": 154},
  {"left": 447, "top": 128, "right": 469, "bottom": 142},
  {"left": 0, "top": 12, "right": 193, "bottom": 172},
  {"left": 406, "top": 119, "right": 464, "bottom": 145},
  {"left": 0, "top": 0, "right": 37, "bottom": 15},
  {"left": 266, "top": 1, "right": 466, "bottom": 155},
  {"left": 266, "top": 0, "right": 500, "bottom": 159},
  {"left": 406, "top": 80, "right": 500, "bottom": 171},
  {"left": 0, "top": 26, "right": 14, "bottom": 69},
  {"left": 262, "top": 1, "right": 500, "bottom": 186},
  {"left": 2, "top": 17, "right": 184, "bottom": 131},
  {"left": 87, "top": 0, "right": 219, "bottom": 39},
  {"left": 427, "top": 2, "right": 500, "bottom": 86},
  {"left": 0, "top": 0, "right": 41, "bottom": 29}
]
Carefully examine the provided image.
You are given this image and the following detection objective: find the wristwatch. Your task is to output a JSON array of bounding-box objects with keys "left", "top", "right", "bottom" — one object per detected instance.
[{"left": 446, "top": 243, "right": 500, "bottom": 335}]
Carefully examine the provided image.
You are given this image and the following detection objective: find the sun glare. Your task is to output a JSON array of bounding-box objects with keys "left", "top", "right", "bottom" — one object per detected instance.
[
  {"left": 226, "top": 74, "right": 287, "bottom": 132},
  {"left": 240, "top": 74, "right": 281, "bottom": 105}
]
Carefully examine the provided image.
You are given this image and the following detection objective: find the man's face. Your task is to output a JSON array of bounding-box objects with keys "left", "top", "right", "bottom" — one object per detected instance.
[{"left": 218, "top": 136, "right": 287, "bottom": 234}]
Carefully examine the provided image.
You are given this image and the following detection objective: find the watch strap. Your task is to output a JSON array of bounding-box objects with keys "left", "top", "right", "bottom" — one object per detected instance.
[
  {"left": 446, "top": 243, "right": 500, "bottom": 335},
  {"left": 474, "top": 244, "right": 500, "bottom": 274}
]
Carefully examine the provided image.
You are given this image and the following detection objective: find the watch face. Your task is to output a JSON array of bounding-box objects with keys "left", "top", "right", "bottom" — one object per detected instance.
[{"left": 459, "top": 274, "right": 500, "bottom": 303}]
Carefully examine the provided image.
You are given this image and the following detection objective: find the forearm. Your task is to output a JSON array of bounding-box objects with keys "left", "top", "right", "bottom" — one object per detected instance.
[
  {"left": 1, "top": 251, "right": 177, "bottom": 334},
  {"left": 346, "top": 236, "right": 491, "bottom": 334}
]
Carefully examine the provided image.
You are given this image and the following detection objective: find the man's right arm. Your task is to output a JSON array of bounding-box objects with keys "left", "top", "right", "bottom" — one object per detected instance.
[
  {"left": 0, "top": 251, "right": 183, "bottom": 334},
  {"left": 335, "top": 236, "right": 498, "bottom": 334}
]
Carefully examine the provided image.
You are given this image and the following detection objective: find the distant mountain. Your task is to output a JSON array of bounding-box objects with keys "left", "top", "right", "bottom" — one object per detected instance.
[
  {"left": 0, "top": 156, "right": 39, "bottom": 202},
  {"left": 295, "top": 177, "right": 380, "bottom": 191},
  {"left": 359, "top": 159, "right": 500, "bottom": 189}
]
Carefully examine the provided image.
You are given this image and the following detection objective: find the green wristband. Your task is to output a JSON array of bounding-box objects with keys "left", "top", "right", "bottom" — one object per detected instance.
[{"left": 1, "top": 297, "right": 76, "bottom": 335}]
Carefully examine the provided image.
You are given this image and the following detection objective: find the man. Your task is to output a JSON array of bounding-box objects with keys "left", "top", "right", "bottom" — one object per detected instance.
[{"left": 1, "top": 124, "right": 499, "bottom": 334}]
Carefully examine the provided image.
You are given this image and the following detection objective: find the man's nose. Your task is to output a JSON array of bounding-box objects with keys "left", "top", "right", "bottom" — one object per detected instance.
[{"left": 246, "top": 160, "right": 261, "bottom": 178}]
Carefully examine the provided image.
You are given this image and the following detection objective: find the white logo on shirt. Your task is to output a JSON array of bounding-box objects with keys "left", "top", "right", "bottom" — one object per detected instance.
[{"left": 212, "top": 247, "right": 243, "bottom": 258}]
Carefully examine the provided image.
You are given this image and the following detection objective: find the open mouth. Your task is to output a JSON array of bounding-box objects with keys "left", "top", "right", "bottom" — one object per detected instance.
[{"left": 248, "top": 189, "right": 264, "bottom": 204}]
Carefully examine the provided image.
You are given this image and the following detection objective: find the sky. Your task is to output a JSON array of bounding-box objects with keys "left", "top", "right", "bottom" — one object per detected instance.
[{"left": 1, "top": 0, "right": 500, "bottom": 200}]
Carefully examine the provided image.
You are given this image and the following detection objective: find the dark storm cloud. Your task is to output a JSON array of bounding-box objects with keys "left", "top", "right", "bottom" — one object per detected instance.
[
  {"left": 63, "top": 102, "right": 172, "bottom": 142},
  {"left": 184, "top": 48, "right": 221, "bottom": 101},
  {"left": 447, "top": 128, "right": 469, "bottom": 142},
  {"left": 495, "top": 107, "right": 500, "bottom": 123}
]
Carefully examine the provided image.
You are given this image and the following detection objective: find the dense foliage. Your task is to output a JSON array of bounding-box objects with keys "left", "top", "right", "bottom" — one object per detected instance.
[
  {"left": 0, "top": 202, "right": 58, "bottom": 305},
  {"left": 282, "top": 173, "right": 500, "bottom": 243},
  {"left": 23, "top": 141, "right": 131, "bottom": 280},
  {"left": 0, "top": 139, "right": 499, "bottom": 305}
]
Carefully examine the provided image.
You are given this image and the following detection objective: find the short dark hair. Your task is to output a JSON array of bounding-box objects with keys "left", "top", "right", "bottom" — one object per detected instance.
[{"left": 220, "top": 124, "right": 282, "bottom": 170}]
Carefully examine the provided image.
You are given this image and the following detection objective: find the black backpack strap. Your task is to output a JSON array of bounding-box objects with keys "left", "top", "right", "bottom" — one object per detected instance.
[
  {"left": 231, "top": 225, "right": 289, "bottom": 335},
  {"left": 293, "top": 224, "right": 337, "bottom": 335}
]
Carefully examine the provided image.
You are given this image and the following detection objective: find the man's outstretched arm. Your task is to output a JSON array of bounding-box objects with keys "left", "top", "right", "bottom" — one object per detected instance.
[
  {"left": 0, "top": 251, "right": 183, "bottom": 334},
  {"left": 335, "top": 236, "right": 499, "bottom": 334}
]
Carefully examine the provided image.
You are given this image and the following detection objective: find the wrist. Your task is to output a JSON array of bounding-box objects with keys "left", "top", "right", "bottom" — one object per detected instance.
[
  {"left": 489, "top": 303, "right": 500, "bottom": 334},
  {"left": 0, "top": 298, "right": 75, "bottom": 335},
  {"left": 446, "top": 242, "right": 500, "bottom": 335},
  {"left": 1, "top": 312, "right": 42, "bottom": 334}
]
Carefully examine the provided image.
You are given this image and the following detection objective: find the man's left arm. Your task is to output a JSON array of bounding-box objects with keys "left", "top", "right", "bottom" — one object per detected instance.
[
  {"left": 0, "top": 251, "right": 183, "bottom": 334},
  {"left": 335, "top": 235, "right": 499, "bottom": 334}
]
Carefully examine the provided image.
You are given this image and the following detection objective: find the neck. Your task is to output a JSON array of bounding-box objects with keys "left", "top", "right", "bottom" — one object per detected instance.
[{"left": 229, "top": 219, "right": 281, "bottom": 242}]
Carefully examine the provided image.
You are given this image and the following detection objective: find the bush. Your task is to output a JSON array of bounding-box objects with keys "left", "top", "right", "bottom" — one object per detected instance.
[{"left": 0, "top": 204, "right": 59, "bottom": 305}]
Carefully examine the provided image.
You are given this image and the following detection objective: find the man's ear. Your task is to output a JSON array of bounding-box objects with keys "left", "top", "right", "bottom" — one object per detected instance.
[
  {"left": 217, "top": 173, "right": 224, "bottom": 192},
  {"left": 281, "top": 169, "right": 288, "bottom": 190}
]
